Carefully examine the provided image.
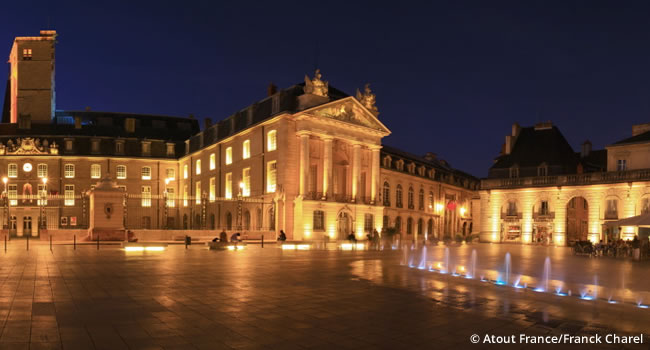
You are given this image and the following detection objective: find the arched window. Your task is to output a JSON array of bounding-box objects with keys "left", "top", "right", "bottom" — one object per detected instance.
[
  {"left": 257, "top": 208, "right": 262, "bottom": 230},
  {"left": 417, "top": 218, "right": 423, "bottom": 235},
  {"left": 408, "top": 187, "right": 414, "bottom": 209},
  {"left": 427, "top": 219, "right": 433, "bottom": 237},
  {"left": 396, "top": 185, "right": 403, "bottom": 208},
  {"left": 428, "top": 191, "right": 434, "bottom": 210},
  {"left": 244, "top": 210, "right": 251, "bottom": 230},
  {"left": 383, "top": 215, "right": 389, "bottom": 230},
  {"left": 407, "top": 217, "right": 413, "bottom": 234},
  {"left": 418, "top": 189, "right": 424, "bottom": 210},
  {"left": 395, "top": 216, "right": 402, "bottom": 232},
  {"left": 313, "top": 210, "right": 325, "bottom": 230},
  {"left": 383, "top": 182, "right": 390, "bottom": 206}
]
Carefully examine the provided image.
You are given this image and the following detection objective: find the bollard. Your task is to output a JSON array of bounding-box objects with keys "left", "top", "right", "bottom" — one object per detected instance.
[
  {"left": 50, "top": 236, "right": 52, "bottom": 252},
  {"left": 74, "top": 235, "right": 76, "bottom": 250},
  {"left": 97, "top": 236, "right": 99, "bottom": 250},
  {"left": 26, "top": 235, "right": 29, "bottom": 251},
  {"left": 261, "top": 235, "right": 264, "bottom": 248}
]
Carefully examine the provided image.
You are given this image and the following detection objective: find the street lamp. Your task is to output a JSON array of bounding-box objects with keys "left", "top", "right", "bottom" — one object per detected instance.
[
  {"left": 163, "top": 178, "right": 170, "bottom": 229},
  {"left": 2, "top": 177, "right": 7, "bottom": 231},
  {"left": 237, "top": 182, "right": 244, "bottom": 231},
  {"left": 40, "top": 177, "right": 48, "bottom": 230}
]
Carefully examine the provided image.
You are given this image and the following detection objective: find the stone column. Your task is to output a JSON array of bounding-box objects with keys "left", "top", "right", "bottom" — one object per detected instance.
[
  {"left": 299, "top": 133, "right": 310, "bottom": 196},
  {"left": 322, "top": 136, "right": 333, "bottom": 199},
  {"left": 370, "top": 146, "right": 380, "bottom": 204},
  {"left": 351, "top": 143, "right": 361, "bottom": 202},
  {"left": 553, "top": 196, "right": 567, "bottom": 246}
]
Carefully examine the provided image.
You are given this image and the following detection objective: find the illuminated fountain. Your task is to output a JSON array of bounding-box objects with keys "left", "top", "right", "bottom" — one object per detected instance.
[
  {"left": 496, "top": 252, "right": 511, "bottom": 285},
  {"left": 535, "top": 257, "right": 551, "bottom": 292},
  {"left": 440, "top": 247, "right": 450, "bottom": 273},
  {"left": 417, "top": 246, "right": 428, "bottom": 270},
  {"left": 466, "top": 249, "right": 477, "bottom": 279}
]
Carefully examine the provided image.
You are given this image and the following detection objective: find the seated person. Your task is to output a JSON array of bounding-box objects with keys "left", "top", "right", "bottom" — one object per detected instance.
[
  {"left": 278, "top": 230, "right": 287, "bottom": 241},
  {"left": 230, "top": 232, "right": 242, "bottom": 242}
]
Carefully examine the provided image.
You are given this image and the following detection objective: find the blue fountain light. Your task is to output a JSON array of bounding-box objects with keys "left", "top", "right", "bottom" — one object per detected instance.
[
  {"left": 638, "top": 304, "right": 649, "bottom": 309},
  {"left": 495, "top": 281, "right": 506, "bottom": 286},
  {"left": 534, "top": 288, "right": 545, "bottom": 292},
  {"left": 555, "top": 292, "right": 567, "bottom": 296},
  {"left": 580, "top": 295, "right": 594, "bottom": 300},
  {"left": 608, "top": 300, "right": 618, "bottom": 304}
]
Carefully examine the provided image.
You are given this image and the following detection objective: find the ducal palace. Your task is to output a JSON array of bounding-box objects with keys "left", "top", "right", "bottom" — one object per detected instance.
[{"left": 0, "top": 30, "right": 478, "bottom": 242}]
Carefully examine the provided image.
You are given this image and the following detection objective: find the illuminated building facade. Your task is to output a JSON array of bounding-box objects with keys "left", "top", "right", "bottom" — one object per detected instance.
[
  {"left": 1, "top": 30, "right": 478, "bottom": 241},
  {"left": 480, "top": 121, "right": 650, "bottom": 245}
]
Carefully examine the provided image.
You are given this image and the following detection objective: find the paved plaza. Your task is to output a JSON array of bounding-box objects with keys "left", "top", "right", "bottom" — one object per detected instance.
[{"left": 0, "top": 241, "right": 647, "bottom": 349}]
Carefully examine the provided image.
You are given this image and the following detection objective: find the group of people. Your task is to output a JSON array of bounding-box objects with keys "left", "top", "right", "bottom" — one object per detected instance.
[{"left": 593, "top": 236, "right": 647, "bottom": 260}]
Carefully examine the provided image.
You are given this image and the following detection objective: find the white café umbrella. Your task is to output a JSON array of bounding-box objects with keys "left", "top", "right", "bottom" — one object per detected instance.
[{"left": 605, "top": 213, "right": 650, "bottom": 228}]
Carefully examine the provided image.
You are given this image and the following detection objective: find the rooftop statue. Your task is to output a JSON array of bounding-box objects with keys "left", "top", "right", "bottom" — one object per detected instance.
[
  {"left": 304, "top": 69, "right": 329, "bottom": 97},
  {"left": 356, "top": 83, "right": 378, "bottom": 115}
]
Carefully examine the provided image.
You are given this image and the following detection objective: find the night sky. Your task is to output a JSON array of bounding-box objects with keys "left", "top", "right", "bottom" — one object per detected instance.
[{"left": 2, "top": 1, "right": 650, "bottom": 177}]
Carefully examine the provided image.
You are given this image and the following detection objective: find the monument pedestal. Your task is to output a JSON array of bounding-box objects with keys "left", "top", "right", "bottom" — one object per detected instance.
[{"left": 88, "top": 175, "right": 126, "bottom": 241}]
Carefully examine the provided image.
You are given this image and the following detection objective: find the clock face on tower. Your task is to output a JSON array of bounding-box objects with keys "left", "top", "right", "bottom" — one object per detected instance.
[{"left": 23, "top": 163, "right": 32, "bottom": 172}]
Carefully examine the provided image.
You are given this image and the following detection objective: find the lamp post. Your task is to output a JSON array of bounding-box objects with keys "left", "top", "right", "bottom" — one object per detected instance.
[
  {"left": 163, "top": 178, "right": 170, "bottom": 229},
  {"left": 40, "top": 177, "right": 48, "bottom": 230},
  {"left": 237, "top": 182, "right": 244, "bottom": 231},
  {"left": 2, "top": 177, "right": 7, "bottom": 231}
]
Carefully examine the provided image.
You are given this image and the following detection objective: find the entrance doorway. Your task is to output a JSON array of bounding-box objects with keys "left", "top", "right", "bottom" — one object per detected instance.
[
  {"left": 22, "top": 216, "right": 32, "bottom": 237},
  {"left": 337, "top": 212, "right": 351, "bottom": 240},
  {"left": 566, "top": 196, "right": 588, "bottom": 244}
]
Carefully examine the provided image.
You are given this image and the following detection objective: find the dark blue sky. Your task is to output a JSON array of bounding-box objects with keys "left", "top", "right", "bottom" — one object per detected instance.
[{"left": 3, "top": 1, "right": 650, "bottom": 177}]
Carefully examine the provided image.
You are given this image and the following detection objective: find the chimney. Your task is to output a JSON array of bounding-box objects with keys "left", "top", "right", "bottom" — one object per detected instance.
[
  {"left": 512, "top": 122, "right": 521, "bottom": 137},
  {"left": 423, "top": 152, "right": 437, "bottom": 161},
  {"left": 505, "top": 135, "right": 513, "bottom": 155},
  {"left": 581, "top": 140, "right": 592, "bottom": 158},
  {"left": 267, "top": 82, "right": 278, "bottom": 96},
  {"left": 74, "top": 116, "right": 82, "bottom": 129},
  {"left": 632, "top": 123, "right": 650, "bottom": 136},
  {"left": 204, "top": 118, "right": 212, "bottom": 129}
]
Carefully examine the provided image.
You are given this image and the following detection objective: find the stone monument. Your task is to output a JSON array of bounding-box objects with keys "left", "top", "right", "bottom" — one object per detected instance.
[{"left": 88, "top": 175, "right": 126, "bottom": 241}]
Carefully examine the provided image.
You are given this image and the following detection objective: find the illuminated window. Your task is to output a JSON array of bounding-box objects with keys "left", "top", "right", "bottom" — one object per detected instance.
[
  {"left": 313, "top": 210, "right": 325, "bottom": 231},
  {"left": 125, "top": 118, "right": 135, "bottom": 133},
  {"left": 91, "top": 139, "right": 100, "bottom": 153},
  {"left": 267, "top": 130, "right": 277, "bottom": 151},
  {"left": 209, "top": 177, "right": 216, "bottom": 202},
  {"left": 166, "top": 143, "right": 175, "bottom": 157},
  {"left": 195, "top": 181, "right": 201, "bottom": 204},
  {"left": 166, "top": 188, "right": 175, "bottom": 207},
  {"left": 65, "top": 140, "right": 73, "bottom": 152},
  {"left": 196, "top": 159, "right": 201, "bottom": 175},
  {"left": 166, "top": 168, "right": 175, "bottom": 180},
  {"left": 37, "top": 184, "right": 47, "bottom": 205},
  {"left": 22, "top": 48, "right": 32, "bottom": 60},
  {"left": 37, "top": 164, "right": 48, "bottom": 178},
  {"left": 267, "top": 161, "right": 277, "bottom": 193},
  {"left": 210, "top": 153, "right": 216, "bottom": 170},
  {"left": 8, "top": 185, "right": 17, "bottom": 206},
  {"left": 183, "top": 164, "right": 188, "bottom": 179},
  {"left": 183, "top": 185, "right": 188, "bottom": 207},
  {"left": 243, "top": 140, "right": 250, "bottom": 159},
  {"left": 540, "top": 201, "right": 549, "bottom": 215},
  {"left": 116, "top": 165, "right": 127, "bottom": 179},
  {"left": 242, "top": 168, "right": 250, "bottom": 196},
  {"left": 428, "top": 191, "right": 434, "bottom": 210},
  {"left": 396, "top": 185, "right": 403, "bottom": 208},
  {"left": 141, "top": 186, "right": 151, "bottom": 207},
  {"left": 225, "top": 173, "right": 232, "bottom": 199},
  {"left": 64, "top": 185, "right": 75, "bottom": 206},
  {"left": 617, "top": 159, "right": 627, "bottom": 171},
  {"left": 115, "top": 141, "right": 124, "bottom": 155},
  {"left": 225, "top": 147, "right": 232, "bottom": 165},
  {"left": 8, "top": 164, "right": 17, "bottom": 178},
  {"left": 364, "top": 214, "right": 374, "bottom": 233},
  {"left": 91, "top": 164, "right": 101, "bottom": 179},
  {"left": 140, "top": 166, "right": 151, "bottom": 180},
  {"left": 142, "top": 142, "right": 151, "bottom": 156},
  {"left": 64, "top": 164, "right": 75, "bottom": 178},
  {"left": 408, "top": 187, "right": 414, "bottom": 209}
]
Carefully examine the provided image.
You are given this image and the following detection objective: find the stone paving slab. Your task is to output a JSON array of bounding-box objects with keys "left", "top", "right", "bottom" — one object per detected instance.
[{"left": 0, "top": 244, "right": 646, "bottom": 349}]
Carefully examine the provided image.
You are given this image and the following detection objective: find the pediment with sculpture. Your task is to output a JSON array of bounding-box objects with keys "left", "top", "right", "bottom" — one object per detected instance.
[
  {"left": 307, "top": 99, "right": 390, "bottom": 134},
  {"left": 0, "top": 138, "right": 59, "bottom": 155}
]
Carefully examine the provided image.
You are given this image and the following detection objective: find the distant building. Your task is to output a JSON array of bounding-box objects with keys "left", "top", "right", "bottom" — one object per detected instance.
[
  {"left": 0, "top": 30, "right": 478, "bottom": 241},
  {"left": 480, "top": 121, "right": 650, "bottom": 245}
]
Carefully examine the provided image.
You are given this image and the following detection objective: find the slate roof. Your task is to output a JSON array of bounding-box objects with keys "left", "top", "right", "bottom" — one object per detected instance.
[
  {"left": 610, "top": 130, "right": 650, "bottom": 146},
  {"left": 491, "top": 126, "right": 578, "bottom": 169}
]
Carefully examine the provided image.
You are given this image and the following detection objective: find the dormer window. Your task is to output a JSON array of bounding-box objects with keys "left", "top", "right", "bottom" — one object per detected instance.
[
  {"left": 64, "top": 139, "right": 74, "bottom": 152},
  {"left": 538, "top": 163, "right": 548, "bottom": 177},
  {"left": 407, "top": 162, "right": 416, "bottom": 174},
  {"left": 382, "top": 155, "right": 392, "bottom": 168},
  {"left": 22, "top": 48, "right": 32, "bottom": 60},
  {"left": 166, "top": 143, "right": 175, "bottom": 157},
  {"left": 115, "top": 140, "right": 125, "bottom": 155},
  {"left": 125, "top": 118, "right": 136, "bottom": 133},
  {"left": 428, "top": 169, "right": 435, "bottom": 179},
  {"left": 91, "top": 139, "right": 100, "bottom": 154},
  {"left": 142, "top": 141, "right": 151, "bottom": 156},
  {"left": 396, "top": 159, "right": 404, "bottom": 171},
  {"left": 509, "top": 166, "right": 519, "bottom": 178},
  {"left": 417, "top": 166, "right": 425, "bottom": 177}
]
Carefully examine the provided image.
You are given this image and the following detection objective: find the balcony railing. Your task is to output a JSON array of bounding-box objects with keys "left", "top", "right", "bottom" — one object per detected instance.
[
  {"left": 482, "top": 169, "right": 650, "bottom": 190},
  {"left": 305, "top": 192, "right": 375, "bottom": 205}
]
